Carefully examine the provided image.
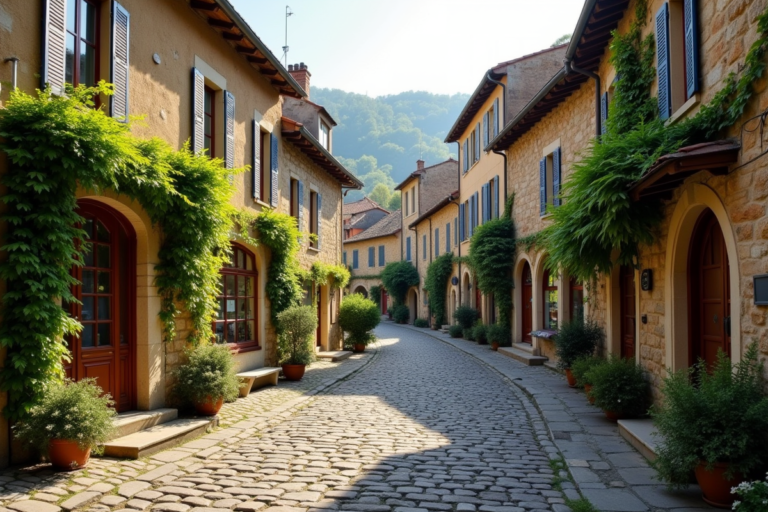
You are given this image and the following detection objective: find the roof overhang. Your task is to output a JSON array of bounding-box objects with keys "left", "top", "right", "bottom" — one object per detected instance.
[
  {"left": 408, "top": 191, "right": 459, "bottom": 229},
  {"left": 394, "top": 172, "right": 421, "bottom": 191},
  {"left": 630, "top": 141, "right": 741, "bottom": 201},
  {"left": 188, "top": 0, "right": 306, "bottom": 98},
  {"left": 445, "top": 69, "right": 504, "bottom": 143},
  {"left": 342, "top": 229, "right": 401, "bottom": 245},
  {"left": 281, "top": 117, "right": 363, "bottom": 189}
]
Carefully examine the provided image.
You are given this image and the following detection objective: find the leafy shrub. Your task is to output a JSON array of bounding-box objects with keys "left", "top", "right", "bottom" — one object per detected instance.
[
  {"left": 277, "top": 305, "right": 318, "bottom": 365},
  {"left": 651, "top": 345, "right": 768, "bottom": 487},
  {"left": 14, "top": 379, "right": 116, "bottom": 453},
  {"left": 414, "top": 318, "right": 429, "bottom": 328},
  {"left": 380, "top": 261, "right": 419, "bottom": 306},
  {"left": 733, "top": 474, "right": 768, "bottom": 512},
  {"left": 369, "top": 285, "right": 382, "bottom": 306},
  {"left": 339, "top": 294, "right": 380, "bottom": 345},
  {"left": 449, "top": 325, "right": 463, "bottom": 338},
  {"left": 473, "top": 324, "right": 487, "bottom": 344},
  {"left": 588, "top": 356, "right": 648, "bottom": 417},
  {"left": 424, "top": 253, "right": 454, "bottom": 326},
  {"left": 392, "top": 305, "right": 410, "bottom": 324},
  {"left": 455, "top": 306, "right": 479, "bottom": 330},
  {"left": 173, "top": 344, "right": 241, "bottom": 404},
  {"left": 555, "top": 318, "right": 604, "bottom": 370},
  {"left": 571, "top": 355, "right": 605, "bottom": 388},
  {"left": 487, "top": 324, "right": 511, "bottom": 347},
  {"left": 463, "top": 328, "right": 476, "bottom": 341}
]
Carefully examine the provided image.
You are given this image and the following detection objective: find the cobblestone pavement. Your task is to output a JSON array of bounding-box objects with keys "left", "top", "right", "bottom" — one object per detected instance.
[{"left": 396, "top": 323, "right": 714, "bottom": 512}]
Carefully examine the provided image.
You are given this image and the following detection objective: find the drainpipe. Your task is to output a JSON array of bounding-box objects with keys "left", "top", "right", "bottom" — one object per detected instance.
[
  {"left": 564, "top": 59, "right": 601, "bottom": 138},
  {"left": 486, "top": 72, "right": 507, "bottom": 125},
  {"left": 4, "top": 57, "right": 19, "bottom": 90}
]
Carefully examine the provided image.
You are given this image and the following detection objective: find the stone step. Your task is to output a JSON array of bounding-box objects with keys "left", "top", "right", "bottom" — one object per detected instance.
[
  {"left": 618, "top": 418, "right": 659, "bottom": 462},
  {"left": 102, "top": 417, "right": 217, "bottom": 459},
  {"left": 316, "top": 350, "right": 352, "bottom": 361},
  {"left": 498, "top": 346, "right": 548, "bottom": 366},
  {"left": 512, "top": 342, "right": 536, "bottom": 354},
  {"left": 110, "top": 409, "right": 178, "bottom": 441}
]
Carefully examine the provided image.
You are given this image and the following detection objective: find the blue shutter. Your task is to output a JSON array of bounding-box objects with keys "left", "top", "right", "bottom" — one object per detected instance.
[
  {"left": 446, "top": 223, "right": 450, "bottom": 253},
  {"left": 353, "top": 250, "right": 359, "bottom": 269},
  {"left": 474, "top": 192, "right": 479, "bottom": 231},
  {"left": 379, "top": 245, "right": 385, "bottom": 266},
  {"left": 406, "top": 237, "right": 411, "bottom": 261},
  {"left": 469, "top": 196, "right": 474, "bottom": 237},
  {"left": 600, "top": 92, "right": 609, "bottom": 136},
  {"left": 483, "top": 112, "right": 488, "bottom": 148},
  {"left": 422, "top": 235, "right": 426, "bottom": 260},
  {"left": 494, "top": 175, "right": 500, "bottom": 219},
  {"left": 540, "top": 158, "right": 547, "bottom": 216},
  {"left": 224, "top": 91, "right": 235, "bottom": 169},
  {"left": 343, "top": 252, "right": 347, "bottom": 266},
  {"left": 454, "top": 218, "right": 457, "bottom": 246},
  {"left": 297, "top": 180, "right": 304, "bottom": 233},
  {"left": 435, "top": 229, "right": 439, "bottom": 257},
  {"left": 316, "top": 193, "right": 322, "bottom": 249},
  {"left": 553, "top": 147, "right": 562, "bottom": 207},
  {"left": 270, "top": 133, "right": 279, "bottom": 207},
  {"left": 459, "top": 203, "right": 465, "bottom": 241},
  {"left": 369, "top": 247, "right": 374, "bottom": 267},
  {"left": 475, "top": 123, "right": 481, "bottom": 160},
  {"left": 252, "top": 121, "right": 260, "bottom": 199},
  {"left": 494, "top": 98, "right": 500, "bottom": 136},
  {"left": 463, "top": 140, "right": 469, "bottom": 173},
  {"left": 192, "top": 68, "right": 205, "bottom": 153},
  {"left": 656, "top": 3, "right": 671, "bottom": 121},
  {"left": 110, "top": 1, "right": 130, "bottom": 121},
  {"left": 684, "top": 0, "right": 700, "bottom": 98},
  {"left": 43, "top": 0, "right": 67, "bottom": 96}
]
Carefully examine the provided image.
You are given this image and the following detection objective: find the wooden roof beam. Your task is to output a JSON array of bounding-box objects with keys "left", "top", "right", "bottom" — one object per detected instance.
[
  {"left": 190, "top": 0, "right": 218, "bottom": 11},
  {"left": 208, "top": 18, "right": 235, "bottom": 29}
]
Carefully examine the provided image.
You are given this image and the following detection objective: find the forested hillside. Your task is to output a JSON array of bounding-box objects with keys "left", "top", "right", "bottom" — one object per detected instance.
[{"left": 312, "top": 88, "right": 469, "bottom": 205}]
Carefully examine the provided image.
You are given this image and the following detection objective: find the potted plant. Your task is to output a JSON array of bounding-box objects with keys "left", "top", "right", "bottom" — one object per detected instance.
[
  {"left": 571, "top": 355, "right": 605, "bottom": 403},
  {"left": 732, "top": 473, "right": 768, "bottom": 512},
  {"left": 14, "top": 379, "right": 116, "bottom": 470},
  {"left": 339, "top": 294, "right": 380, "bottom": 353},
  {"left": 448, "top": 325, "right": 463, "bottom": 338},
  {"left": 454, "top": 306, "right": 478, "bottom": 332},
  {"left": 487, "top": 324, "right": 510, "bottom": 351},
  {"left": 277, "top": 305, "right": 318, "bottom": 380},
  {"left": 651, "top": 345, "right": 768, "bottom": 508},
  {"left": 555, "top": 318, "right": 603, "bottom": 387},
  {"left": 174, "top": 343, "right": 240, "bottom": 416},
  {"left": 473, "top": 323, "right": 488, "bottom": 345},
  {"left": 588, "top": 356, "right": 648, "bottom": 421}
]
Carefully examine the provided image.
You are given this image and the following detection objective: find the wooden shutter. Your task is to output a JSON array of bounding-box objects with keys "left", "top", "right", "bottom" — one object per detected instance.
[
  {"left": 463, "top": 140, "right": 469, "bottom": 172},
  {"left": 42, "top": 0, "right": 67, "bottom": 96},
  {"left": 224, "top": 91, "right": 235, "bottom": 169},
  {"left": 475, "top": 123, "right": 481, "bottom": 161},
  {"left": 484, "top": 184, "right": 490, "bottom": 223},
  {"left": 297, "top": 180, "right": 304, "bottom": 233},
  {"left": 270, "top": 133, "right": 279, "bottom": 207},
  {"left": 459, "top": 203, "right": 465, "bottom": 241},
  {"left": 353, "top": 250, "right": 359, "bottom": 269},
  {"left": 422, "top": 235, "right": 426, "bottom": 260},
  {"left": 316, "top": 193, "right": 322, "bottom": 249},
  {"left": 343, "top": 252, "right": 347, "bottom": 266},
  {"left": 435, "top": 229, "right": 439, "bottom": 257},
  {"left": 406, "top": 237, "right": 411, "bottom": 261},
  {"left": 454, "top": 218, "right": 458, "bottom": 246},
  {"left": 553, "top": 148, "right": 562, "bottom": 207},
  {"left": 600, "top": 92, "right": 609, "bottom": 136},
  {"left": 446, "top": 223, "right": 450, "bottom": 253},
  {"left": 684, "top": 0, "right": 700, "bottom": 98},
  {"left": 110, "top": 1, "right": 130, "bottom": 121},
  {"left": 494, "top": 98, "right": 500, "bottom": 136},
  {"left": 369, "top": 247, "right": 374, "bottom": 267},
  {"left": 192, "top": 68, "right": 205, "bottom": 153},
  {"left": 494, "top": 175, "right": 500, "bottom": 219},
  {"left": 656, "top": 4, "right": 671, "bottom": 121},
  {"left": 483, "top": 113, "right": 488, "bottom": 148},
  {"left": 379, "top": 245, "right": 384, "bottom": 266},
  {"left": 468, "top": 196, "right": 474, "bottom": 237},
  {"left": 252, "top": 121, "right": 260, "bottom": 199},
  {"left": 475, "top": 192, "right": 479, "bottom": 230},
  {"left": 540, "top": 158, "right": 547, "bottom": 216}
]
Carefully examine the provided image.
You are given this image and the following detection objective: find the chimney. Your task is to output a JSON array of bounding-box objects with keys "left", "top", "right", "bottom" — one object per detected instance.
[
  {"left": 416, "top": 159, "right": 425, "bottom": 170},
  {"left": 288, "top": 62, "right": 311, "bottom": 100}
]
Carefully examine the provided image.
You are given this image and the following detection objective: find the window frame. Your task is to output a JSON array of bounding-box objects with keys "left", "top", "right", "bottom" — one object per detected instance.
[
  {"left": 542, "top": 269, "right": 559, "bottom": 331},
  {"left": 65, "top": 0, "right": 101, "bottom": 89},
  {"left": 569, "top": 277, "right": 585, "bottom": 324},
  {"left": 319, "top": 120, "right": 330, "bottom": 150},
  {"left": 203, "top": 85, "right": 216, "bottom": 157},
  {"left": 213, "top": 243, "right": 260, "bottom": 352},
  {"left": 309, "top": 190, "right": 318, "bottom": 248}
]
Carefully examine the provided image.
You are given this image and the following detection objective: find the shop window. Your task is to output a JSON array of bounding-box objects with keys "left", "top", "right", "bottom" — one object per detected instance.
[
  {"left": 214, "top": 244, "right": 258, "bottom": 350},
  {"left": 542, "top": 269, "right": 558, "bottom": 330}
]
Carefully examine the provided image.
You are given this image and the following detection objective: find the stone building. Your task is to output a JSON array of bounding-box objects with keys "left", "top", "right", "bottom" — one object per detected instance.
[
  {"left": 342, "top": 197, "right": 390, "bottom": 240},
  {"left": 0, "top": 0, "right": 359, "bottom": 466}
]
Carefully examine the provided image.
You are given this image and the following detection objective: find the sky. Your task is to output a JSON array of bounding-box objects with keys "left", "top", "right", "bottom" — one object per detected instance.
[{"left": 230, "top": 0, "right": 585, "bottom": 97}]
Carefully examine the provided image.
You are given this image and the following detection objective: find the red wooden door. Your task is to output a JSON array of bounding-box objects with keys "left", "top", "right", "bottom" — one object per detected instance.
[
  {"left": 475, "top": 285, "right": 482, "bottom": 319},
  {"left": 66, "top": 201, "right": 136, "bottom": 412},
  {"left": 690, "top": 211, "right": 731, "bottom": 367},
  {"left": 381, "top": 289, "right": 388, "bottom": 314},
  {"left": 522, "top": 262, "right": 533, "bottom": 343},
  {"left": 620, "top": 265, "right": 636, "bottom": 359}
]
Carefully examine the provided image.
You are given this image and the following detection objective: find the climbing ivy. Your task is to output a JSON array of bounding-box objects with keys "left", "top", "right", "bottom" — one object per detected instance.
[
  {"left": 380, "top": 261, "right": 419, "bottom": 306},
  {"left": 0, "top": 84, "right": 240, "bottom": 419},
  {"left": 424, "top": 253, "right": 454, "bottom": 327},
  {"left": 310, "top": 261, "right": 350, "bottom": 289},
  {"left": 542, "top": 1, "right": 768, "bottom": 281}
]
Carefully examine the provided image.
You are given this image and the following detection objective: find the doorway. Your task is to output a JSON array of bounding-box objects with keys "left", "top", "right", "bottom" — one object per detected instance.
[
  {"left": 381, "top": 288, "right": 388, "bottom": 315},
  {"left": 620, "top": 265, "right": 636, "bottom": 359},
  {"left": 66, "top": 200, "right": 136, "bottom": 412},
  {"left": 522, "top": 262, "right": 533, "bottom": 343}
]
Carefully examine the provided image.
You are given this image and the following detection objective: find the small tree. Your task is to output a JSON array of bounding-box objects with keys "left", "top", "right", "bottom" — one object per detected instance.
[
  {"left": 339, "top": 294, "right": 380, "bottom": 346},
  {"left": 277, "top": 305, "right": 317, "bottom": 365},
  {"left": 424, "top": 253, "right": 454, "bottom": 327},
  {"left": 380, "top": 261, "right": 419, "bottom": 306},
  {"left": 555, "top": 318, "right": 604, "bottom": 370},
  {"left": 454, "top": 306, "right": 478, "bottom": 330},
  {"left": 370, "top": 285, "right": 382, "bottom": 306}
]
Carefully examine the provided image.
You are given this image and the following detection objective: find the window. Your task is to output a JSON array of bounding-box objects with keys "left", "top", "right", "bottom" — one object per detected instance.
[
  {"left": 203, "top": 86, "right": 215, "bottom": 156},
  {"left": 378, "top": 245, "right": 385, "bottom": 267},
  {"left": 214, "top": 244, "right": 258, "bottom": 349},
  {"left": 656, "top": 0, "right": 700, "bottom": 120},
  {"left": 570, "top": 277, "right": 584, "bottom": 323},
  {"left": 434, "top": 228, "right": 440, "bottom": 257},
  {"left": 368, "top": 246, "right": 375, "bottom": 267},
  {"left": 309, "top": 190, "right": 319, "bottom": 249},
  {"left": 290, "top": 179, "right": 304, "bottom": 230},
  {"left": 319, "top": 121, "right": 330, "bottom": 150},
  {"left": 463, "top": 200, "right": 469, "bottom": 240},
  {"left": 446, "top": 222, "right": 451, "bottom": 253},
  {"left": 453, "top": 217, "right": 458, "bottom": 247},
  {"left": 65, "top": 0, "right": 99, "bottom": 88},
  {"left": 352, "top": 250, "right": 359, "bottom": 269},
  {"left": 422, "top": 234, "right": 427, "bottom": 260},
  {"left": 463, "top": 139, "right": 469, "bottom": 173},
  {"left": 406, "top": 237, "right": 412, "bottom": 261},
  {"left": 343, "top": 251, "right": 347, "bottom": 266},
  {"left": 539, "top": 147, "right": 562, "bottom": 216},
  {"left": 405, "top": 191, "right": 409, "bottom": 216},
  {"left": 254, "top": 129, "right": 267, "bottom": 201},
  {"left": 470, "top": 131, "right": 476, "bottom": 165},
  {"left": 474, "top": 123, "right": 481, "bottom": 163},
  {"left": 542, "top": 269, "right": 558, "bottom": 330},
  {"left": 411, "top": 188, "right": 416, "bottom": 214}
]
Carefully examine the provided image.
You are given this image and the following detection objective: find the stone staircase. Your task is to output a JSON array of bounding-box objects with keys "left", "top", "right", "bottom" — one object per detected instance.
[{"left": 498, "top": 342, "right": 548, "bottom": 366}]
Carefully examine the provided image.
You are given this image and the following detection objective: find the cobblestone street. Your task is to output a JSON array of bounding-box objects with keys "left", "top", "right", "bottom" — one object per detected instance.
[{"left": 0, "top": 323, "right": 711, "bottom": 512}]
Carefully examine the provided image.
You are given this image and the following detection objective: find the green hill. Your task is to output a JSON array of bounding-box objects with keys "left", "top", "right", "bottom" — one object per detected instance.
[{"left": 311, "top": 88, "right": 469, "bottom": 205}]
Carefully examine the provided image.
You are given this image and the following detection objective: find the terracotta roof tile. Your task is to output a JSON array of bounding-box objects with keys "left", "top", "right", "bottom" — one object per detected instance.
[{"left": 344, "top": 211, "right": 402, "bottom": 243}]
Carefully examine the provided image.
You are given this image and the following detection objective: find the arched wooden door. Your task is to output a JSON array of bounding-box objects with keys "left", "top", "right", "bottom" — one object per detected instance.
[
  {"left": 381, "top": 289, "right": 388, "bottom": 315},
  {"left": 620, "top": 265, "right": 636, "bottom": 359},
  {"left": 689, "top": 210, "right": 731, "bottom": 367},
  {"left": 66, "top": 200, "right": 136, "bottom": 412},
  {"left": 522, "top": 262, "right": 533, "bottom": 343}
]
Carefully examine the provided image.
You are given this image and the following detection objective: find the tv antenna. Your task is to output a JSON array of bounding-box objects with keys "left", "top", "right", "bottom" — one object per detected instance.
[{"left": 282, "top": 6, "right": 293, "bottom": 67}]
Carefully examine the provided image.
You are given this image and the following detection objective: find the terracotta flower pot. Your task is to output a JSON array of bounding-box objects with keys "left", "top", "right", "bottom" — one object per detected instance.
[
  {"left": 694, "top": 461, "right": 742, "bottom": 508},
  {"left": 565, "top": 368, "right": 577, "bottom": 387},
  {"left": 353, "top": 344, "right": 366, "bottom": 353},
  {"left": 491, "top": 341, "right": 499, "bottom": 351},
  {"left": 194, "top": 396, "right": 224, "bottom": 416},
  {"left": 584, "top": 384, "right": 595, "bottom": 404},
  {"left": 48, "top": 439, "right": 91, "bottom": 470},
  {"left": 603, "top": 410, "right": 625, "bottom": 422},
  {"left": 282, "top": 364, "right": 306, "bottom": 381}
]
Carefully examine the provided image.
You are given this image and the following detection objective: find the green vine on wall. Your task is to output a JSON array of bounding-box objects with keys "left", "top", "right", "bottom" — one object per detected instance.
[
  {"left": 380, "top": 261, "right": 419, "bottom": 306},
  {"left": 424, "top": 253, "right": 454, "bottom": 327},
  {"left": 0, "top": 84, "right": 240, "bottom": 419},
  {"left": 542, "top": 1, "right": 768, "bottom": 281},
  {"left": 310, "top": 261, "right": 350, "bottom": 289}
]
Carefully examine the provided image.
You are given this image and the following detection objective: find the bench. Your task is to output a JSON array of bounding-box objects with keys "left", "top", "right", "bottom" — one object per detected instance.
[{"left": 236, "top": 367, "right": 281, "bottom": 397}]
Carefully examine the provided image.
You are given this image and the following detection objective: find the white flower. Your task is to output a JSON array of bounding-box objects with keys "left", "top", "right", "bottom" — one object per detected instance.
[
  {"left": 71, "top": 406, "right": 78, "bottom": 412},
  {"left": 64, "top": 424, "right": 71, "bottom": 430},
  {"left": 51, "top": 410, "right": 59, "bottom": 417},
  {"left": 46, "top": 425, "right": 54, "bottom": 431},
  {"left": 731, "top": 500, "right": 740, "bottom": 510},
  {"left": 78, "top": 433, "right": 83, "bottom": 439}
]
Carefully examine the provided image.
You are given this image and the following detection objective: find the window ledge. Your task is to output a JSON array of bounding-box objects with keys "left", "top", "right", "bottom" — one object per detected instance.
[
  {"left": 666, "top": 94, "right": 700, "bottom": 126},
  {"left": 254, "top": 199, "right": 272, "bottom": 209},
  {"left": 307, "top": 246, "right": 320, "bottom": 253}
]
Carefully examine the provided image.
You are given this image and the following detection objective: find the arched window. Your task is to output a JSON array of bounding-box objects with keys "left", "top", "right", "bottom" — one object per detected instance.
[
  {"left": 570, "top": 277, "right": 584, "bottom": 324},
  {"left": 542, "top": 269, "right": 558, "bottom": 330},
  {"left": 214, "top": 244, "right": 258, "bottom": 350}
]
